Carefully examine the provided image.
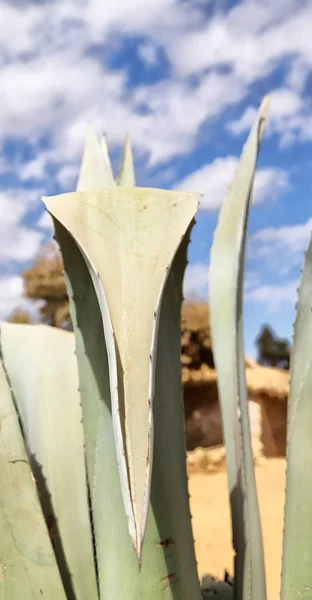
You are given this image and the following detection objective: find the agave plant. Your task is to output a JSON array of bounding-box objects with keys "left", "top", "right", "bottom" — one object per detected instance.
[
  {"left": 0, "top": 128, "right": 202, "bottom": 599},
  {"left": 1, "top": 96, "right": 310, "bottom": 600},
  {"left": 209, "top": 95, "right": 312, "bottom": 600}
]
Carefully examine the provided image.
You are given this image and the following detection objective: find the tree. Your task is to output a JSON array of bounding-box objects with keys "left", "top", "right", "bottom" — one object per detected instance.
[
  {"left": 255, "top": 325, "right": 290, "bottom": 370},
  {"left": 8, "top": 307, "right": 31, "bottom": 324},
  {"left": 22, "top": 241, "right": 71, "bottom": 330},
  {"left": 181, "top": 302, "right": 214, "bottom": 370}
]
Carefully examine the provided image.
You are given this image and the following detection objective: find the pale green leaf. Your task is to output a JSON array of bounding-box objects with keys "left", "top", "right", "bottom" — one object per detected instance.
[
  {"left": 0, "top": 324, "right": 98, "bottom": 600},
  {"left": 281, "top": 237, "right": 312, "bottom": 599},
  {"left": 209, "top": 97, "right": 268, "bottom": 600},
  {"left": 53, "top": 216, "right": 202, "bottom": 598},
  {"left": 0, "top": 360, "right": 66, "bottom": 600},
  {"left": 77, "top": 124, "right": 115, "bottom": 191},
  {"left": 100, "top": 134, "right": 116, "bottom": 186},
  {"left": 117, "top": 135, "right": 135, "bottom": 187},
  {"left": 43, "top": 187, "right": 199, "bottom": 560},
  {"left": 201, "top": 574, "right": 233, "bottom": 599}
]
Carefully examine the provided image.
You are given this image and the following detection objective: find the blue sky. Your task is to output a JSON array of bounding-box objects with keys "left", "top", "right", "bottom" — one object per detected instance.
[{"left": 0, "top": 0, "right": 312, "bottom": 358}]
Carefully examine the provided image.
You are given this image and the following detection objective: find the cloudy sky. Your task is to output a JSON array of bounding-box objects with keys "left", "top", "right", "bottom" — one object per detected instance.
[{"left": 1, "top": 0, "right": 312, "bottom": 357}]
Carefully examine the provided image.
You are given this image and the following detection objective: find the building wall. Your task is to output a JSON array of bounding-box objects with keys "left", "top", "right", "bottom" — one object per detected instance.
[
  {"left": 184, "top": 382, "right": 287, "bottom": 460},
  {"left": 260, "top": 395, "right": 287, "bottom": 456}
]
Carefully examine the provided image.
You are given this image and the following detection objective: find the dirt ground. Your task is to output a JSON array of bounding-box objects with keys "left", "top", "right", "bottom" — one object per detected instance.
[{"left": 189, "top": 458, "right": 286, "bottom": 600}]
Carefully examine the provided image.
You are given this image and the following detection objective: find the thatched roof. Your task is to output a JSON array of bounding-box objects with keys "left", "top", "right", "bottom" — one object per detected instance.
[
  {"left": 182, "top": 362, "right": 289, "bottom": 402},
  {"left": 245, "top": 363, "right": 289, "bottom": 401},
  {"left": 181, "top": 302, "right": 289, "bottom": 403}
]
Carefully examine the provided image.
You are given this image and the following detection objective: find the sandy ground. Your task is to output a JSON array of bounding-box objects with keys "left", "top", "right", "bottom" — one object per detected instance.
[{"left": 189, "top": 458, "right": 286, "bottom": 600}]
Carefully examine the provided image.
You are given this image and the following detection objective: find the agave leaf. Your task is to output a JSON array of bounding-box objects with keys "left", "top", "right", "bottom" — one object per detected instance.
[
  {"left": 117, "top": 135, "right": 135, "bottom": 186},
  {"left": 0, "top": 360, "right": 66, "bottom": 599},
  {"left": 151, "top": 229, "right": 202, "bottom": 599},
  {"left": 0, "top": 324, "right": 98, "bottom": 600},
  {"left": 77, "top": 124, "right": 115, "bottom": 190},
  {"left": 53, "top": 216, "right": 201, "bottom": 598},
  {"left": 43, "top": 186, "right": 199, "bottom": 561},
  {"left": 50, "top": 133, "right": 200, "bottom": 595},
  {"left": 201, "top": 574, "right": 233, "bottom": 599},
  {"left": 209, "top": 98, "right": 268, "bottom": 600},
  {"left": 100, "top": 134, "right": 116, "bottom": 186},
  {"left": 280, "top": 237, "right": 312, "bottom": 599}
]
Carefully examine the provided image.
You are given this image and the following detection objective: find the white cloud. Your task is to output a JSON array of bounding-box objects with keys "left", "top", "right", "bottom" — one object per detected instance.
[
  {"left": 245, "top": 270, "right": 261, "bottom": 293},
  {"left": 0, "top": 0, "right": 311, "bottom": 177},
  {"left": 0, "top": 152, "right": 10, "bottom": 174},
  {"left": 227, "top": 87, "right": 308, "bottom": 144},
  {"left": 0, "top": 45, "right": 246, "bottom": 169},
  {"left": 79, "top": 0, "right": 180, "bottom": 42},
  {"left": 227, "top": 107, "right": 257, "bottom": 136},
  {"left": 250, "top": 218, "right": 312, "bottom": 274},
  {"left": 266, "top": 88, "right": 304, "bottom": 120},
  {"left": 0, "top": 274, "right": 44, "bottom": 321},
  {"left": 0, "top": 52, "right": 125, "bottom": 142},
  {"left": 19, "top": 155, "right": 47, "bottom": 181},
  {"left": 253, "top": 168, "right": 289, "bottom": 203},
  {"left": 56, "top": 164, "right": 78, "bottom": 190},
  {"left": 131, "top": 69, "right": 247, "bottom": 165},
  {"left": 0, "top": 189, "right": 44, "bottom": 263},
  {"left": 183, "top": 262, "right": 208, "bottom": 300},
  {"left": 0, "top": 0, "right": 312, "bottom": 325},
  {"left": 245, "top": 280, "right": 299, "bottom": 312},
  {"left": 286, "top": 57, "right": 310, "bottom": 93},
  {"left": 164, "top": 1, "right": 312, "bottom": 82},
  {"left": 0, "top": 188, "right": 43, "bottom": 222},
  {"left": 176, "top": 157, "right": 289, "bottom": 210},
  {"left": 183, "top": 261, "right": 292, "bottom": 315},
  {"left": 137, "top": 42, "right": 159, "bottom": 66},
  {"left": 0, "top": 3, "right": 43, "bottom": 59},
  {"left": 177, "top": 157, "right": 237, "bottom": 210},
  {"left": 159, "top": 1, "right": 312, "bottom": 148},
  {"left": 0, "top": 225, "right": 42, "bottom": 263},
  {"left": 0, "top": 275, "right": 23, "bottom": 319},
  {"left": 36, "top": 210, "right": 54, "bottom": 234},
  {"left": 0, "top": 1, "right": 201, "bottom": 169}
]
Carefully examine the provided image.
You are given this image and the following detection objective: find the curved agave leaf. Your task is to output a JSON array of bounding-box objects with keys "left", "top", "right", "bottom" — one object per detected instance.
[
  {"left": 53, "top": 216, "right": 201, "bottom": 598},
  {"left": 281, "top": 236, "right": 312, "bottom": 599},
  {"left": 100, "top": 134, "right": 116, "bottom": 186},
  {"left": 209, "top": 97, "right": 268, "bottom": 600},
  {"left": 76, "top": 132, "right": 135, "bottom": 550},
  {"left": 77, "top": 124, "right": 115, "bottom": 190},
  {"left": 0, "top": 324, "right": 98, "bottom": 600},
  {"left": 151, "top": 229, "right": 202, "bottom": 599},
  {"left": 43, "top": 127, "right": 200, "bottom": 595},
  {"left": 117, "top": 135, "right": 135, "bottom": 186},
  {"left": 0, "top": 360, "right": 66, "bottom": 599},
  {"left": 43, "top": 187, "right": 199, "bottom": 561}
]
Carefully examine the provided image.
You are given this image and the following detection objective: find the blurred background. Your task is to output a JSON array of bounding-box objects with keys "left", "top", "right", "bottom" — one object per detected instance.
[
  {"left": 1, "top": 1, "right": 311, "bottom": 597},
  {"left": 1, "top": 0, "right": 311, "bottom": 359}
]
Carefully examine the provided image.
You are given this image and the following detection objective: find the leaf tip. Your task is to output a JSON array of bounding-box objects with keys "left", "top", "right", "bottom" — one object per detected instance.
[
  {"left": 117, "top": 135, "right": 136, "bottom": 186},
  {"left": 259, "top": 94, "right": 269, "bottom": 114},
  {"left": 258, "top": 95, "right": 270, "bottom": 133}
]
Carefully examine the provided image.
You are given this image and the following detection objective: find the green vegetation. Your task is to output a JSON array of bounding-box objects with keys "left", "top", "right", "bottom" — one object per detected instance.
[
  {"left": 256, "top": 324, "right": 291, "bottom": 370},
  {"left": 1, "top": 99, "right": 311, "bottom": 599}
]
